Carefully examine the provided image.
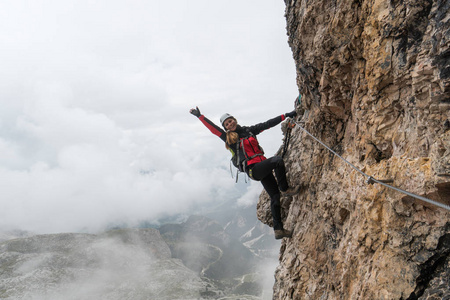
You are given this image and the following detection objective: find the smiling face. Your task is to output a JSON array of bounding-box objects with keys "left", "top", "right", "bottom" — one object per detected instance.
[{"left": 223, "top": 117, "right": 237, "bottom": 131}]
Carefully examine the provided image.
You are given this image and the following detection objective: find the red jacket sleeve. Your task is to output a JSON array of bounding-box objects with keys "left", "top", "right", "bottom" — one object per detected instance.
[{"left": 198, "top": 115, "right": 227, "bottom": 143}]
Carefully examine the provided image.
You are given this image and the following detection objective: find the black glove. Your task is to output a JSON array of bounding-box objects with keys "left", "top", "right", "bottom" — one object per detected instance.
[
  {"left": 285, "top": 110, "right": 297, "bottom": 118},
  {"left": 190, "top": 106, "right": 201, "bottom": 117}
]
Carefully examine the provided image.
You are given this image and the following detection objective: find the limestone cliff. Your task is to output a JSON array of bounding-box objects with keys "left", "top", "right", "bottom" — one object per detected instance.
[{"left": 257, "top": 0, "right": 450, "bottom": 299}]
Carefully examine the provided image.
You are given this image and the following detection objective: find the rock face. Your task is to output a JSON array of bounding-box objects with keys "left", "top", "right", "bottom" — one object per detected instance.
[{"left": 257, "top": 0, "right": 450, "bottom": 299}]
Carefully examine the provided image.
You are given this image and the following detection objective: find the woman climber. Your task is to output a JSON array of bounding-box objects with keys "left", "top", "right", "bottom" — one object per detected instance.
[{"left": 189, "top": 106, "right": 299, "bottom": 240}]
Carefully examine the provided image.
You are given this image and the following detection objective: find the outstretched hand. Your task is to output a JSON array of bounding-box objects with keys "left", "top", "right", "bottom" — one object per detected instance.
[
  {"left": 285, "top": 110, "right": 297, "bottom": 118},
  {"left": 190, "top": 106, "right": 201, "bottom": 117}
]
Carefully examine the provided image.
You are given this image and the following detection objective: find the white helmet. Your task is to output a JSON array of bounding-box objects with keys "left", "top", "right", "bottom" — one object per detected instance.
[{"left": 220, "top": 113, "right": 234, "bottom": 127}]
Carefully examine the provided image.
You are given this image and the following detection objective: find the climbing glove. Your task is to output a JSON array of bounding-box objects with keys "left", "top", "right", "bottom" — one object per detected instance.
[
  {"left": 285, "top": 110, "right": 297, "bottom": 118},
  {"left": 190, "top": 106, "right": 201, "bottom": 117}
]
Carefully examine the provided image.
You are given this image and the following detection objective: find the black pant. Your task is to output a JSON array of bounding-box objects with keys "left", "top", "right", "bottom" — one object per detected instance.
[{"left": 249, "top": 156, "right": 289, "bottom": 230}]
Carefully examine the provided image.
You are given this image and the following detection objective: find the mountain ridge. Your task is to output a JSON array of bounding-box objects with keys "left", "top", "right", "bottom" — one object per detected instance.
[{"left": 0, "top": 212, "right": 277, "bottom": 300}]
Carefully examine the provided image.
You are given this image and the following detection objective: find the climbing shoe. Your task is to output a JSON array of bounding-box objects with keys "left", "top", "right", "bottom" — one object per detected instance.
[
  {"left": 281, "top": 186, "right": 301, "bottom": 196},
  {"left": 274, "top": 229, "right": 293, "bottom": 240}
]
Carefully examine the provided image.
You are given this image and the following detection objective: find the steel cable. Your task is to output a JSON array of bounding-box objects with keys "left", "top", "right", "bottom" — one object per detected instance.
[{"left": 291, "top": 120, "right": 450, "bottom": 211}]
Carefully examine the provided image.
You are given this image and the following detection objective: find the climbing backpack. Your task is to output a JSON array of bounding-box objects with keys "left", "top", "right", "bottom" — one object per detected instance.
[{"left": 228, "top": 143, "right": 247, "bottom": 173}]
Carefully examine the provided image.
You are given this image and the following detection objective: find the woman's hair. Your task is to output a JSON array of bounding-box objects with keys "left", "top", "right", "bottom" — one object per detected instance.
[{"left": 225, "top": 131, "right": 239, "bottom": 149}]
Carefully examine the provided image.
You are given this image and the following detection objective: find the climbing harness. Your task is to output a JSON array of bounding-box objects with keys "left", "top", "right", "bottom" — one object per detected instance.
[
  {"left": 282, "top": 119, "right": 295, "bottom": 158},
  {"left": 291, "top": 119, "right": 450, "bottom": 211},
  {"left": 230, "top": 160, "right": 248, "bottom": 183}
]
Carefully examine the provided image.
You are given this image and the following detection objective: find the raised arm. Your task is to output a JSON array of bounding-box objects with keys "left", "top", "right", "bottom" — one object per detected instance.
[
  {"left": 190, "top": 107, "right": 226, "bottom": 142},
  {"left": 247, "top": 110, "right": 297, "bottom": 134}
]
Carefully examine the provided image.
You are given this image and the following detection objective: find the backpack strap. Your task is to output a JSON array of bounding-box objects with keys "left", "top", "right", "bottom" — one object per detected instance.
[
  {"left": 228, "top": 129, "right": 263, "bottom": 182},
  {"left": 239, "top": 133, "right": 264, "bottom": 173}
]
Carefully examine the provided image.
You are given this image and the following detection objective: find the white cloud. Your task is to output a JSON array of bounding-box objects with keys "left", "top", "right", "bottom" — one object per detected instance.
[
  {"left": 236, "top": 181, "right": 264, "bottom": 207},
  {"left": 0, "top": 0, "right": 297, "bottom": 233}
]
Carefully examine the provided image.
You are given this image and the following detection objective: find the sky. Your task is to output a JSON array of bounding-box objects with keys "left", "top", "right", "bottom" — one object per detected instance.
[{"left": 0, "top": 0, "right": 298, "bottom": 234}]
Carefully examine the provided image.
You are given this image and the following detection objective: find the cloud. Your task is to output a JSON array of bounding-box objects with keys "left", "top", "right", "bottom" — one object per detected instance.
[
  {"left": 237, "top": 182, "right": 264, "bottom": 207},
  {"left": 0, "top": 0, "right": 297, "bottom": 234}
]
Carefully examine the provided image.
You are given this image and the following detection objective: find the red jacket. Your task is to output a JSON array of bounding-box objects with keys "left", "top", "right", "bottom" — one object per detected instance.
[{"left": 198, "top": 114, "right": 287, "bottom": 168}]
